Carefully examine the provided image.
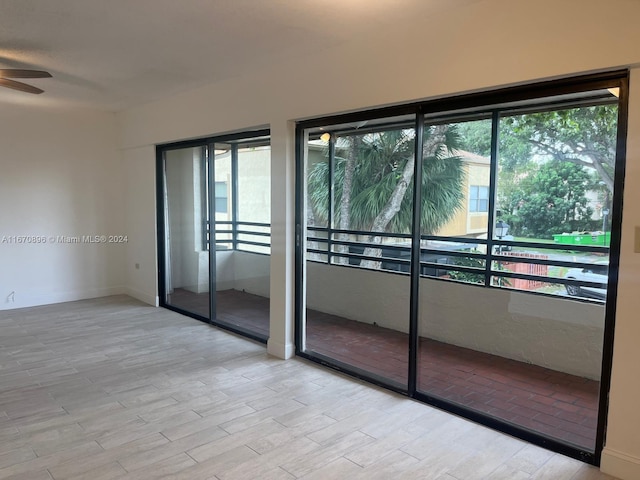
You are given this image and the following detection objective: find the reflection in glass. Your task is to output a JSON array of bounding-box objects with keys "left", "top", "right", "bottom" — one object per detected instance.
[
  {"left": 163, "top": 146, "right": 210, "bottom": 319},
  {"left": 213, "top": 140, "right": 271, "bottom": 339}
]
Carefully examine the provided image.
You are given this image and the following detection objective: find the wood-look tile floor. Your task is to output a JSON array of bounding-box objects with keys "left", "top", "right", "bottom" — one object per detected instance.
[{"left": 0, "top": 295, "right": 616, "bottom": 480}]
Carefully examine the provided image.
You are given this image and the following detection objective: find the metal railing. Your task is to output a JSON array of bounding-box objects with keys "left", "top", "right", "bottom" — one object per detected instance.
[
  {"left": 306, "top": 226, "right": 609, "bottom": 302},
  {"left": 214, "top": 221, "right": 271, "bottom": 254}
]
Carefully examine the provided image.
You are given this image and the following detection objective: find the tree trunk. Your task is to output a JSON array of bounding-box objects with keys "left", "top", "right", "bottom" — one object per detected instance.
[
  {"left": 532, "top": 141, "right": 614, "bottom": 193},
  {"left": 305, "top": 191, "right": 322, "bottom": 261},
  {"left": 586, "top": 153, "right": 613, "bottom": 193},
  {"left": 360, "top": 126, "right": 447, "bottom": 269},
  {"left": 334, "top": 136, "right": 358, "bottom": 265}
]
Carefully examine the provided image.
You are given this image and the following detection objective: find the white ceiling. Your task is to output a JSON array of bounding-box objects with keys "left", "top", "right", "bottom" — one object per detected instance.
[{"left": 0, "top": 0, "right": 479, "bottom": 111}]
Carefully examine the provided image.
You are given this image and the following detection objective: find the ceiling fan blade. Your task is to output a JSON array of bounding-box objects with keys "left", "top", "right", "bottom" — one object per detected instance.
[
  {"left": 0, "top": 69, "right": 52, "bottom": 79},
  {"left": 0, "top": 78, "right": 44, "bottom": 94}
]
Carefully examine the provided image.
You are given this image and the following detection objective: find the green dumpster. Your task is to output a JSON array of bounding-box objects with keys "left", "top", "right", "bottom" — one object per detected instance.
[{"left": 553, "top": 232, "right": 610, "bottom": 246}]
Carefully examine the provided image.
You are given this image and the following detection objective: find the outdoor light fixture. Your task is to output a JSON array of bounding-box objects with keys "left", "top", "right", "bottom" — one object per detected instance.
[
  {"left": 495, "top": 220, "right": 509, "bottom": 239},
  {"left": 320, "top": 132, "right": 331, "bottom": 142},
  {"left": 495, "top": 219, "right": 509, "bottom": 254}
]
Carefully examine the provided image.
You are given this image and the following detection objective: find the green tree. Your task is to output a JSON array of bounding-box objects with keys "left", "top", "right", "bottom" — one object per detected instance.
[
  {"left": 456, "top": 104, "right": 617, "bottom": 238},
  {"left": 501, "top": 104, "right": 617, "bottom": 191},
  {"left": 307, "top": 125, "right": 465, "bottom": 267},
  {"left": 449, "top": 251, "right": 484, "bottom": 284},
  {"left": 498, "top": 104, "right": 617, "bottom": 237},
  {"left": 455, "top": 104, "right": 617, "bottom": 189},
  {"left": 455, "top": 120, "right": 492, "bottom": 157},
  {"left": 503, "top": 160, "right": 595, "bottom": 238},
  {"left": 456, "top": 119, "right": 531, "bottom": 169}
]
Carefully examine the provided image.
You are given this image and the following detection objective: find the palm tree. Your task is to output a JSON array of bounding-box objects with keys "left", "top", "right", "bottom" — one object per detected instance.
[{"left": 307, "top": 124, "right": 465, "bottom": 269}]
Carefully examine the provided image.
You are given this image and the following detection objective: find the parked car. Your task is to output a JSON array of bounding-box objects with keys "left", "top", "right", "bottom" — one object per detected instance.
[{"left": 564, "top": 262, "right": 608, "bottom": 300}]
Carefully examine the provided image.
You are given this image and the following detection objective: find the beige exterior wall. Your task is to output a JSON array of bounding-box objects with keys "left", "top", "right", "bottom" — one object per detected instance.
[
  {"left": 436, "top": 154, "right": 490, "bottom": 237},
  {"left": 213, "top": 146, "right": 271, "bottom": 225}
]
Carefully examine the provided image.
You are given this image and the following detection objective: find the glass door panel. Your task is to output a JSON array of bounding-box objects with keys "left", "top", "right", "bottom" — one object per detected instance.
[
  {"left": 417, "top": 98, "right": 619, "bottom": 451},
  {"left": 301, "top": 118, "right": 415, "bottom": 389},
  {"left": 163, "top": 146, "right": 210, "bottom": 319},
  {"left": 211, "top": 139, "right": 271, "bottom": 341},
  {"left": 159, "top": 130, "right": 271, "bottom": 342},
  {"left": 415, "top": 117, "right": 492, "bottom": 403}
]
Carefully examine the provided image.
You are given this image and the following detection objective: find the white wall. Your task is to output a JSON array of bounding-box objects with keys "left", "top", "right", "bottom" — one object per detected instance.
[
  {"left": 0, "top": 104, "right": 123, "bottom": 310},
  {"left": 306, "top": 261, "right": 411, "bottom": 333},
  {"left": 600, "top": 68, "right": 640, "bottom": 479},
  {"left": 232, "top": 251, "right": 270, "bottom": 297},
  {"left": 122, "top": 145, "right": 158, "bottom": 306},
  {"left": 237, "top": 147, "right": 271, "bottom": 224},
  {"left": 116, "top": 0, "right": 640, "bottom": 477},
  {"left": 215, "top": 250, "right": 270, "bottom": 298}
]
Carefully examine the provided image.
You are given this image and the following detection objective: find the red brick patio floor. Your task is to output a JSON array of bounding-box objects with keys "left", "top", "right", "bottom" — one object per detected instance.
[
  {"left": 168, "top": 288, "right": 599, "bottom": 450},
  {"left": 167, "top": 288, "right": 270, "bottom": 338}
]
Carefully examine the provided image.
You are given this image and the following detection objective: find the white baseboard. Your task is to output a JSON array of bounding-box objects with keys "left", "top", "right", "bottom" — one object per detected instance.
[
  {"left": 601, "top": 447, "right": 640, "bottom": 480},
  {"left": 267, "top": 338, "right": 295, "bottom": 359},
  {"left": 124, "top": 286, "right": 159, "bottom": 307},
  {"left": 0, "top": 286, "right": 126, "bottom": 311}
]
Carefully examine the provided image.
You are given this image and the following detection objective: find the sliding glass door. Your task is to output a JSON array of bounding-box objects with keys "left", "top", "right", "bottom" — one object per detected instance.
[
  {"left": 296, "top": 72, "right": 628, "bottom": 463},
  {"left": 210, "top": 139, "right": 272, "bottom": 339},
  {"left": 158, "top": 130, "right": 271, "bottom": 342},
  {"left": 415, "top": 100, "right": 618, "bottom": 452},
  {"left": 301, "top": 116, "right": 415, "bottom": 389},
  {"left": 162, "top": 145, "right": 210, "bottom": 319}
]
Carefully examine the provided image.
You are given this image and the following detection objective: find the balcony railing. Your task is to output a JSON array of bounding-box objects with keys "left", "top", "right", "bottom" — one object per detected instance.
[
  {"left": 213, "top": 221, "right": 271, "bottom": 254},
  {"left": 306, "top": 226, "right": 609, "bottom": 302}
]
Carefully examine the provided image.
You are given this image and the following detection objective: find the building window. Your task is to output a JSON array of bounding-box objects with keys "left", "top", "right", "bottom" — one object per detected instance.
[
  {"left": 469, "top": 185, "right": 489, "bottom": 212},
  {"left": 214, "top": 181, "right": 228, "bottom": 213}
]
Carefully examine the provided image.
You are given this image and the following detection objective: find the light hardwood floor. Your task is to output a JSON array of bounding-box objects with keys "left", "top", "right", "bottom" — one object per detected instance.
[{"left": 0, "top": 295, "right": 617, "bottom": 480}]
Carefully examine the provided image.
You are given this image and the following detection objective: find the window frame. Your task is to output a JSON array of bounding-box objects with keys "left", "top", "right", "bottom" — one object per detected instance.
[
  {"left": 214, "top": 181, "right": 228, "bottom": 214},
  {"left": 469, "top": 184, "right": 489, "bottom": 213},
  {"left": 300, "top": 86, "right": 623, "bottom": 304}
]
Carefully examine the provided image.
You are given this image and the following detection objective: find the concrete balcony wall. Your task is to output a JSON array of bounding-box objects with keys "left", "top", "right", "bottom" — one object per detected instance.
[
  {"left": 306, "top": 261, "right": 604, "bottom": 380},
  {"left": 216, "top": 250, "right": 270, "bottom": 298},
  {"left": 305, "top": 260, "right": 411, "bottom": 333}
]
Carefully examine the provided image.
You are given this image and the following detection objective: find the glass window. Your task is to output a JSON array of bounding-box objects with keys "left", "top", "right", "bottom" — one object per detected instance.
[
  {"left": 469, "top": 185, "right": 489, "bottom": 212},
  {"left": 494, "top": 101, "right": 617, "bottom": 301},
  {"left": 214, "top": 181, "right": 228, "bottom": 213},
  {"left": 236, "top": 142, "right": 271, "bottom": 254}
]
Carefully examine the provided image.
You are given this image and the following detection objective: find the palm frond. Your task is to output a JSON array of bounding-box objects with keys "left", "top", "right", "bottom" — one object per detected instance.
[{"left": 307, "top": 125, "right": 465, "bottom": 235}]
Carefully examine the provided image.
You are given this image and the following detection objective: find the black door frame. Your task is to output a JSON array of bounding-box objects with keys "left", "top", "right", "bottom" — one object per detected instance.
[
  {"left": 294, "top": 71, "right": 629, "bottom": 465},
  {"left": 156, "top": 128, "right": 271, "bottom": 343}
]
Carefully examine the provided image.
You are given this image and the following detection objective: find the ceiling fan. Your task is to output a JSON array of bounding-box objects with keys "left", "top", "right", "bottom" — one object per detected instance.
[{"left": 0, "top": 69, "right": 52, "bottom": 94}]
